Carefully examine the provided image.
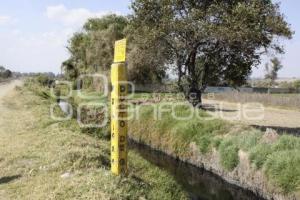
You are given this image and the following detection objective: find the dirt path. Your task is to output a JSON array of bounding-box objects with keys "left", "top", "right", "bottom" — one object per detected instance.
[
  {"left": 0, "top": 80, "right": 22, "bottom": 101},
  {"left": 203, "top": 99, "right": 300, "bottom": 134}
]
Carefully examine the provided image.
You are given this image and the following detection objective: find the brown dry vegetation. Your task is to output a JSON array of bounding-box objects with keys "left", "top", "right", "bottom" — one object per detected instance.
[{"left": 204, "top": 92, "right": 300, "bottom": 110}]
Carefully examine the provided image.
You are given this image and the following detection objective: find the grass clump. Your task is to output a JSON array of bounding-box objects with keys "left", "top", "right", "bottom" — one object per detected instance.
[
  {"left": 195, "top": 135, "right": 211, "bottom": 153},
  {"left": 234, "top": 130, "right": 262, "bottom": 151},
  {"left": 131, "top": 104, "right": 230, "bottom": 157},
  {"left": 218, "top": 140, "right": 239, "bottom": 171},
  {"left": 264, "top": 150, "right": 300, "bottom": 194},
  {"left": 249, "top": 144, "right": 273, "bottom": 169},
  {"left": 272, "top": 135, "right": 300, "bottom": 151}
]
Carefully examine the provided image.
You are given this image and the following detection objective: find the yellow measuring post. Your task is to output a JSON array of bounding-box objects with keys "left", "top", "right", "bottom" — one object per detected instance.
[{"left": 111, "top": 39, "right": 128, "bottom": 175}]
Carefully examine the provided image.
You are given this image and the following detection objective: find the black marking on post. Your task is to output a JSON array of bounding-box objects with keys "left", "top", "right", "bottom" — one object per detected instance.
[
  {"left": 119, "top": 144, "right": 125, "bottom": 151},
  {"left": 120, "top": 85, "right": 126, "bottom": 93},
  {"left": 120, "top": 121, "right": 126, "bottom": 127}
]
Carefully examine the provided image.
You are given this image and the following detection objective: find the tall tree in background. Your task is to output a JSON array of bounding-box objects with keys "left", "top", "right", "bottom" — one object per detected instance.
[
  {"left": 130, "top": 0, "right": 293, "bottom": 106},
  {"left": 63, "top": 14, "right": 168, "bottom": 84},
  {"left": 265, "top": 57, "right": 283, "bottom": 87},
  {"left": 64, "top": 15, "right": 128, "bottom": 77}
]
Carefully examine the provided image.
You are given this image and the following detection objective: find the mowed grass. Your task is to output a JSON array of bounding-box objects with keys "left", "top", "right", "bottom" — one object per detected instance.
[
  {"left": 0, "top": 85, "right": 188, "bottom": 200},
  {"left": 130, "top": 104, "right": 300, "bottom": 194}
]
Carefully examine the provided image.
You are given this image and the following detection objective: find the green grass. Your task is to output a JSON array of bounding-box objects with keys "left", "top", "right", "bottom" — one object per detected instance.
[
  {"left": 249, "top": 144, "right": 273, "bottom": 169},
  {"left": 264, "top": 150, "right": 300, "bottom": 194},
  {"left": 0, "top": 81, "right": 189, "bottom": 200},
  {"left": 130, "top": 104, "right": 231, "bottom": 157},
  {"left": 28, "top": 79, "right": 300, "bottom": 195}
]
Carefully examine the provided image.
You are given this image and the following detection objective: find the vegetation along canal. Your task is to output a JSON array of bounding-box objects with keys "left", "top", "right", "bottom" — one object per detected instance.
[{"left": 129, "top": 141, "right": 265, "bottom": 200}]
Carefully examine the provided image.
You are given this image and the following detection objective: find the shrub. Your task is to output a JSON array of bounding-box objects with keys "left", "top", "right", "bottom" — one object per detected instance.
[
  {"left": 273, "top": 135, "right": 300, "bottom": 151},
  {"left": 36, "top": 74, "right": 52, "bottom": 86}
]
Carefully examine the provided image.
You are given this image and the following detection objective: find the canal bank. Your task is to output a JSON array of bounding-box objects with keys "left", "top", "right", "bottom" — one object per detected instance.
[
  {"left": 129, "top": 105, "right": 300, "bottom": 200},
  {"left": 129, "top": 141, "right": 265, "bottom": 200},
  {"left": 128, "top": 137, "right": 298, "bottom": 200},
  {"left": 49, "top": 79, "right": 299, "bottom": 199}
]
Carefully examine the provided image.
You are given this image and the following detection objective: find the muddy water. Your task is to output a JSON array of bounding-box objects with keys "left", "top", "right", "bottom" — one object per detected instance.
[{"left": 129, "top": 141, "right": 265, "bottom": 200}]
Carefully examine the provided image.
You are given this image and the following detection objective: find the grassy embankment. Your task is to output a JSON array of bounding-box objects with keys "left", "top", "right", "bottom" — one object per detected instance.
[
  {"left": 129, "top": 93, "right": 300, "bottom": 195},
  {"left": 0, "top": 81, "right": 188, "bottom": 200}
]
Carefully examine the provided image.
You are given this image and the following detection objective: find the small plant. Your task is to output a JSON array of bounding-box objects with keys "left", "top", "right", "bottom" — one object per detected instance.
[{"left": 196, "top": 135, "right": 211, "bottom": 154}]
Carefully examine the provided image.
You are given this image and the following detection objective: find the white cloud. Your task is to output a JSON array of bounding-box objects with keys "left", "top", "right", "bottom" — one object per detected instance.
[
  {"left": 0, "top": 15, "right": 12, "bottom": 25},
  {"left": 46, "top": 4, "right": 112, "bottom": 27}
]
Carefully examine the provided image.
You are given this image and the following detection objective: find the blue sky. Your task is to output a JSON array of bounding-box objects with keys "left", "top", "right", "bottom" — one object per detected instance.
[{"left": 0, "top": 0, "right": 299, "bottom": 78}]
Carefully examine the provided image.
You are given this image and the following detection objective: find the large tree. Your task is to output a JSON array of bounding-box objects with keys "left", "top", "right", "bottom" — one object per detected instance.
[
  {"left": 130, "top": 0, "right": 293, "bottom": 106},
  {"left": 63, "top": 14, "right": 167, "bottom": 84},
  {"left": 64, "top": 14, "right": 128, "bottom": 76}
]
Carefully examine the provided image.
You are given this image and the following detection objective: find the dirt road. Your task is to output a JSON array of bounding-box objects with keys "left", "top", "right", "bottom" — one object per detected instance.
[
  {"left": 0, "top": 80, "right": 22, "bottom": 101},
  {"left": 203, "top": 99, "right": 300, "bottom": 134}
]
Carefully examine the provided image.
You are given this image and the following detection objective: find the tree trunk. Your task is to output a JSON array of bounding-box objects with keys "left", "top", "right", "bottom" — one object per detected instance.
[
  {"left": 187, "top": 85, "right": 202, "bottom": 108},
  {"left": 186, "top": 50, "right": 202, "bottom": 108}
]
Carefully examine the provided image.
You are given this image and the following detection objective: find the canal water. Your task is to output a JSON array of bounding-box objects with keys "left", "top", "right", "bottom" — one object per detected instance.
[{"left": 129, "top": 142, "right": 265, "bottom": 200}]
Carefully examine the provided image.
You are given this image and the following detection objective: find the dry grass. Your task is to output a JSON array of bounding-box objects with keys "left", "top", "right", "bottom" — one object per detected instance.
[{"left": 205, "top": 92, "right": 300, "bottom": 110}]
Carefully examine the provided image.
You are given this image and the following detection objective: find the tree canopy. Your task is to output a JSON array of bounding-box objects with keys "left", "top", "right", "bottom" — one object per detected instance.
[
  {"left": 64, "top": 14, "right": 128, "bottom": 77},
  {"left": 63, "top": 14, "right": 167, "bottom": 84},
  {"left": 63, "top": 1, "right": 293, "bottom": 105},
  {"left": 130, "top": 0, "right": 293, "bottom": 105}
]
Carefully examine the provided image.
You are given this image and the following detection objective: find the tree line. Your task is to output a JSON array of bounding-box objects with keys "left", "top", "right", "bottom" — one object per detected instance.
[{"left": 63, "top": 0, "right": 293, "bottom": 106}]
